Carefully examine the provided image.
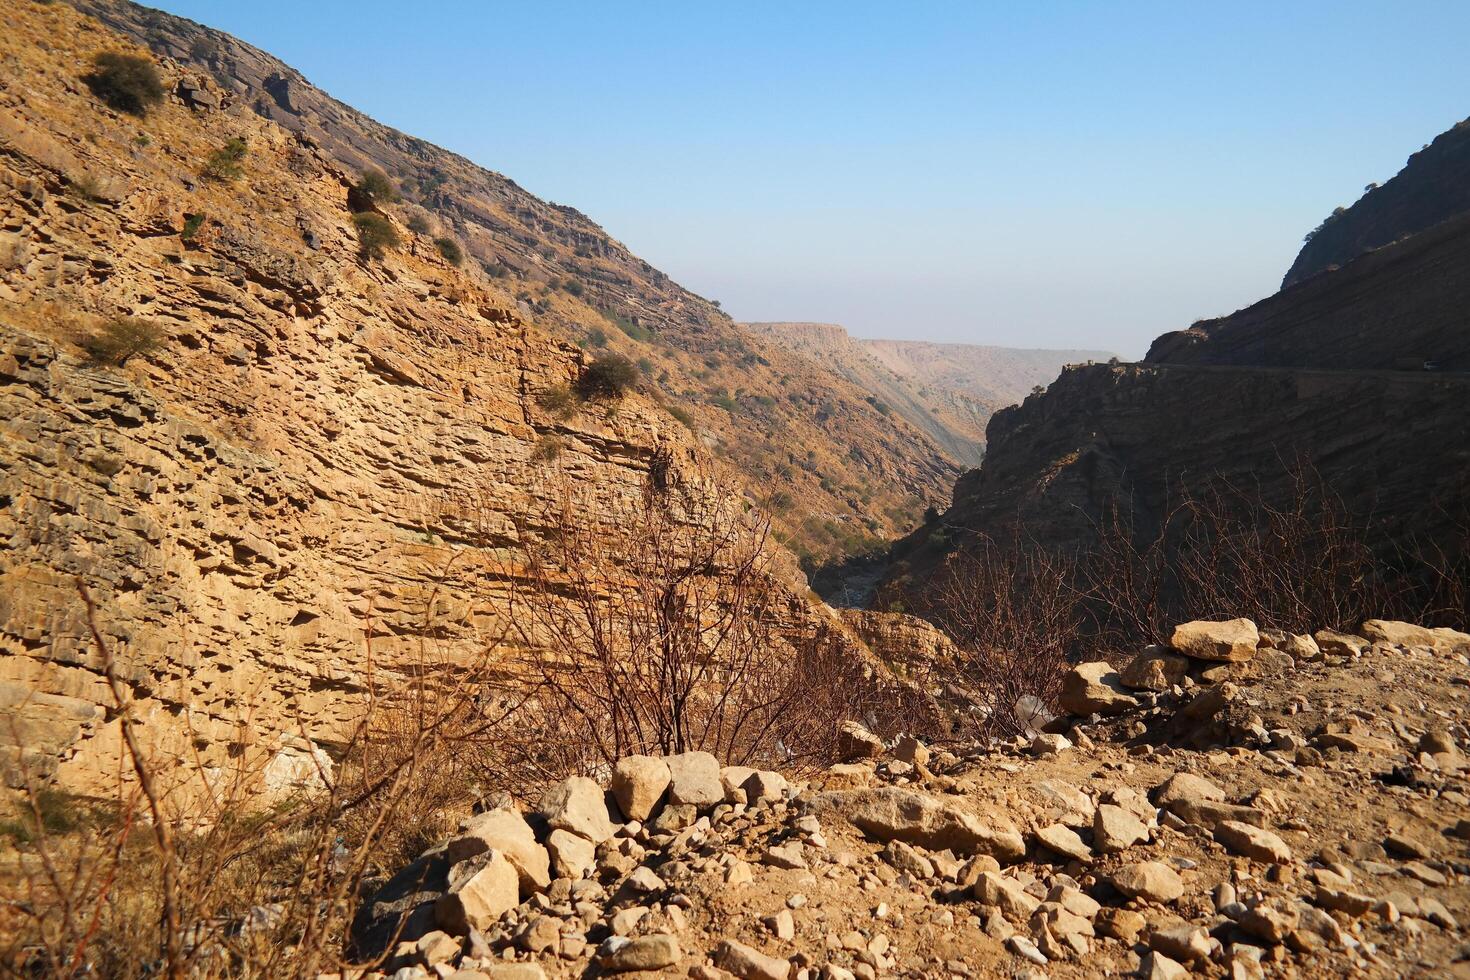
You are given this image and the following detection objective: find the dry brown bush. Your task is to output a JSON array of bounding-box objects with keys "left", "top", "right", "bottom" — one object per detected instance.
[
  {"left": 0, "top": 586, "right": 512, "bottom": 978},
  {"left": 442, "top": 461, "right": 918, "bottom": 782},
  {"left": 907, "top": 460, "right": 1469, "bottom": 735},
  {"left": 908, "top": 529, "right": 1083, "bottom": 739}
]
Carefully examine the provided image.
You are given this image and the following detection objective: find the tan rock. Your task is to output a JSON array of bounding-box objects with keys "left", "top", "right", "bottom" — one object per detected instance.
[
  {"left": 973, "top": 871, "right": 1040, "bottom": 919},
  {"left": 740, "top": 769, "right": 789, "bottom": 806},
  {"left": 1142, "top": 951, "right": 1189, "bottom": 980},
  {"left": 712, "top": 938, "right": 791, "bottom": 980},
  {"left": 1153, "top": 771, "right": 1226, "bottom": 807},
  {"left": 546, "top": 828, "right": 596, "bottom": 880},
  {"left": 1120, "top": 646, "right": 1190, "bottom": 690},
  {"left": 1150, "top": 922, "right": 1210, "bottom": 962},
  {"left": 1110, "top": 861, "right": 1184, "bottom": 903},
  {"left": 1093, "top": 803, "right": 1148, "bottom": 853},
  {"left": 1214, "top": 820, "right": 1292, "bottom": 863},
  {"left": 837, "top": 721, "right": 885, "bottom": 760},
  {"left": 1035, "top": 823, "right": 1091, "bottom": 861},
  {"left": 597, "top": 933, "right": 681, "bottom": 972},
  {"left": 446, "top": 808, "right": 550, "bottom": 892},
  {"left": 435, "top": 850, "right": 519, "bottom": 935},
  {"left": 719, "top": 765, "right": 758, "bottom": 804},
  {"left": 1314, "top": 629, "right": 1369, "bottom": 657},
  {"left": 1362, "top": 619, "right": 1470, "bottom": 651},
  {"left": 539, "top": 776, "right": 615, "bottom": 844},
  {"left": 1171, "top": 618, "right": 1259, "bottom": 662},
  {"left": 665, "top": 751, "right": 724, "bottom": 809},
  {"left": 818, "top": 762, "right": 874, "bottom": 790},
  {"left": 1059, "top": 662, "right": 1137, "bottom": 716},
  {"left": 1095, "top": 907, "right": 1146, "bottom": 943},
  {"left": 611, "top": 755, "right": 672, "bottom": 821},
  {"left": 894, "top": 734, "right": 930, "bottom": 766},
  {"left": 818, "top": 786, "right": 1025, "bottom": 859}
]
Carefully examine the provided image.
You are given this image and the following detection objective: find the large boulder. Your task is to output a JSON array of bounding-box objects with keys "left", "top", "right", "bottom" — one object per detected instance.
[
  {"left": 545, "top": 828, "right": 596, "bottom": 880},
  {"left": 837, "top": 721, "right": 885, "bottom": 760},
  {"left": 1119, "top": 646, "right": 1189, "bottom": 691},
  {"left": 1059, "top": 662, "right": 1137, "bottom": 716},
  {"left": 597, "top": 934, "right": 682, "bottom": 972},
  {"left": 1214, "top": 820, "right": 1292, "bottom": 863},
  {"left": 538, "top": 776, "right": 615, "bottom": 844},
  {"left": 1110, "top": 861, "right": 1184, "bottom": 903},
  {"left": 350, "top": 852, "right": 449, "bottom": 957},
  {"left": 445, "top": 808, "right": 550, "bottom": 892},
  {"left": 664, "top": 751, "right": 724, "bottom": 809},
  {"left": 1170, "top": 619, "right": 1259, "bottom": 663},
  {"left": 815, "top": 786, "right": 1025, "bottom": 860},
  {"left": 712, "top": 938, "right": 791, "bottom": 980},
  {"left": 1362, "top": 619, "right": 1470, "bottom": 652},
  {"left": 1313, "top": 629, "right": 1369, "bottom": 657},
  {"left": 611, "top": 755, "right": 671, "bottom": 821},
  {"left": 434, "top": 849, "right": 519, "bottom": 935},
  {"left": 1152, "top": 772, "right": 1225, "bottom": 808}
]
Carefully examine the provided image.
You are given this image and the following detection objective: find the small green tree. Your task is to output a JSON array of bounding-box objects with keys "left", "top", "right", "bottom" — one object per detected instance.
[
  {"left": 352, "top": 212, "right": 400, "bottom": 261},
  {"left": 80, "top": 317, "right": 162, "bottom": 366},
  {"left": 433, "top": 237, "right": 463, "bottom": 266},
  {"left": 578, "top": 354, "right": 639, "bottom": 401},
  {"left": 406, "top": 214, "right": 431, "bottom": 234},
  {"left": 356, "top": 169, "right": 399, "bottom": 204},
  {"left": 200, "top": 137, "right": 247, "bottom": 181},
  {"left": 84, "top": 52, "right": 164, "bottom": 115}
]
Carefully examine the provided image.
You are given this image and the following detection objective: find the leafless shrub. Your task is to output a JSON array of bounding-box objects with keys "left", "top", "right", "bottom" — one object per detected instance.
[
  {"left": 0, "top": 584, "right": 515, "bottom": 978},
  {"left": 908, "top": 528, "right": 1083, "bottom": 740},
  {"left": 439, "top": 462, "right": 912, "bottom": 781}
]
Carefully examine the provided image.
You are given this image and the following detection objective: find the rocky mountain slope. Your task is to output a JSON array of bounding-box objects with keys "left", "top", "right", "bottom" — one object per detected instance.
[
  {"left": 58, "top": 0, "right": 959, "bottom": 563},
  {"left": 888, "top": 117, "right": 1470, "bottom": 593},
  {"left": 1284, "top": 116, "right": 1470, "bottom": 288},
  {"left": 343, "top": 617, "right": 1470, "bottom": 979},
  {"left": 741, "top": 322, "right": 1110, "bottom": 466},
  {"left": 0, "top": 1, "right": 890, "bottom": 799}
]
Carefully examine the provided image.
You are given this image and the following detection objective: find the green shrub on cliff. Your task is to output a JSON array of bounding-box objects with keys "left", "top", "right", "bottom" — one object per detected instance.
[
  {"left": 352, "top": 212, "right": 400, "bottom": 261},
  {"left": 84, "top": 52, "right": 165, "bottom": 116}
]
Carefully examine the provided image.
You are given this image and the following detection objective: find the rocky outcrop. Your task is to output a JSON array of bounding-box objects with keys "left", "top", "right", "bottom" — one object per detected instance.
[
  {"left": 1149, "top": 209, "right": 1470, "bottom": 372},
  {"left": 889, "top": 117, "right": 1470, "bottom": 600},
  {"left": 345, "top": 617, "right": 1470, "bottom": 979},
  {"left": 0, "top": 3, "right": 862, "bottom": 798},
  {"left": 899, "top": 358, "right": 1470, "bottom": 572},
  {"left": 1283, "top": 116, "right": 1470, "bottom": 288},
  {"left": 58, "top": 0, "right": 960, "bottom": 561}
]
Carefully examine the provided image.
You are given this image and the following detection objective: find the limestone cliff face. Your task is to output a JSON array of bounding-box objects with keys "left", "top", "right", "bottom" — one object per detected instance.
[
  {"left": 1283, "top": 117, "right": 1470, "bottom": 289},
  {"left": 0, "top": 3, "right": 855, "bottom": 796},
  {"left": 58, "top": 0, "right": 960, "bottom": 563}
]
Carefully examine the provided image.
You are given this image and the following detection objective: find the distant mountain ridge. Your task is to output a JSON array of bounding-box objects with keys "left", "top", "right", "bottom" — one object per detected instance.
[
  {"left": 741, "top": 321, "right": 1112, "bottom": 465},
  {"left": 1283, "top": 116, "right": 1470, "bottom": 288}
]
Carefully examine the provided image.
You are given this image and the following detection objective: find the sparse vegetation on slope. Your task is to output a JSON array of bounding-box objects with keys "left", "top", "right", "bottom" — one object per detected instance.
[{"left": 83, "top": 51, "right": 164, "bottom": 115}]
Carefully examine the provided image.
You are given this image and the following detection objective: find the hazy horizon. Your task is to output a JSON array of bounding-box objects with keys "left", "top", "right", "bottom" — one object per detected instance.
[{"left": 151, "top": 1, "right": 1470, "bottom": 358}]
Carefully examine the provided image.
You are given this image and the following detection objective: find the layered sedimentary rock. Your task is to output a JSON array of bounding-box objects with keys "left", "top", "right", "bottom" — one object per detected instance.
[
  {"left": 891, "top": 118, "right": 1470, "bottom": 591},
  {"left": 59, "top": 0, "right": 960, "bottom": 562},
  {"left": 0, "top": 3, "right": 854, "bottom": 798},
  {"left": 1151, "top": 210, "right": 1470, "bottom": 372}
]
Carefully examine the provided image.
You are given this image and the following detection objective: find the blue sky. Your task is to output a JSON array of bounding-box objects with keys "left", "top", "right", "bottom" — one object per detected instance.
[{"left": 156, "top": 1, "right": 1469, "bottom": 356}]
